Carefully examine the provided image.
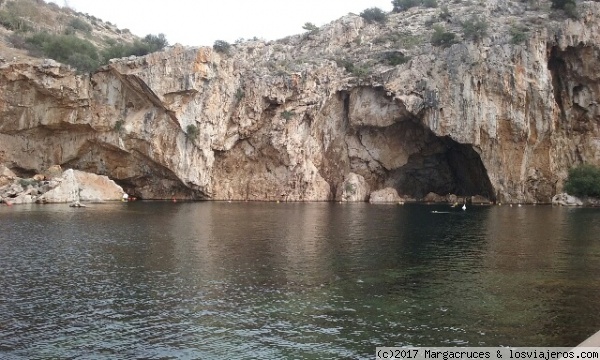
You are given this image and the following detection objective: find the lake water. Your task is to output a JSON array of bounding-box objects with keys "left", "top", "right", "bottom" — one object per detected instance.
[{"left": 0, "top": 202, "right": 599, "bottom": 359}]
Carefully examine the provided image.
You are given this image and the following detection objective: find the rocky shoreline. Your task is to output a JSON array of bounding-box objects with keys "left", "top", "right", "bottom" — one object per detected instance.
[
  {"left": 0, "top": 165, "right": 125, "bottom": 206},
  {"left": 2, "top": 165, "right": 597, "bottom": 207}
]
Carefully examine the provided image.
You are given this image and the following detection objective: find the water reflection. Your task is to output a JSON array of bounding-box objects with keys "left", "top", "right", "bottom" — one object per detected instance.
[{"left": 0, "top": 203, "right": 599, "bottom": 359}]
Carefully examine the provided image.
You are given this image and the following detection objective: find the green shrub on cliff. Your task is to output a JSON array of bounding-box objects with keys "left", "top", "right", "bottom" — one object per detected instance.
[
  {"left": 509, "top": 24, "right": 529, "bottom": 44},
  {"left": 20, "top": 30, "right": 168, "bottom": 73},
  {"left": 25, "top": 32, "right": 101, "bottom": 72},
  {"left": 563, "top": 3, "right": 578, "bottom": 19},
  {"left": 439, "top": 5, "right": 451, "bottom": 21},
  {"left": 564, "top": 164, "right": 600, "bottom": 198},
  {"left": 461, "top": 15, "right": 488, "bottom": 42},
  {"left": 431, "top": 25, "right": 457, "bottom": 47},
  {"left": 383, "top": 51, "right": 411, "bottom": 66},
  {"left": 68, "top": 18, "right": 92, "bottom": 34},
  {"left": 213, "top": 40, "right": 231, "bottom": 54},
  {"left": 336, "top": 58, "right": 371, "bottom": 78},
  {"left": 186, "top": 124, "right": 199, "bottom": 140},
  {"left": 392, "top": 0, "right": 438, "bottom": 12},
  {"left": 302, "top": 22, "right": 319, "bottom": 34},
  {"left": 0, "top": 0, "right": 169, "bottom": 72},
  {"left": 281, "top": 110, "right": 296, "bottom": 120},
  {"left": 422, "top": 0, "right": 438, "bottom": 8},
  {"left": 102, "top": 33, "right": 168, "bottom": 59},
  {"left": 19, "top": 178, "right": 38, "bottom": 188},
  {"left": 114, "top": 120, "right": 124, "bottom": 133},
  {"left": 142, "top": 33, "right": 168, "bottom": 50},
  {"left": 360, "top": 7, "right": 388, "bottom": 24},
  {"left": 392, "top": 0, "right": 419, "bottom": 12},
  {"left": 550, "top": 0, "right": 573, "bottom": 9},
  {"left": 234, "top": 88, "right": 245, "bottom": 102},
  {"left": 551, "top": 0, "right": 578, "bottom": 18}
]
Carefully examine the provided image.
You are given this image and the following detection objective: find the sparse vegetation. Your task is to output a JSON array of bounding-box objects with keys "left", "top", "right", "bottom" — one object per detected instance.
[
  {"left": 281, "top": 110, "right": 296, "bottom": 121},
  {"left": 563, "top": 2, "right": 578, "bottom": 19},
  {"left": 373, "top": 31, "right": 422, "bottom": 49},
  {"left": 19, "top": 178, "right": 38, "bottom": 188},
  {"left": 114, "top": 119, "right": 124, "bottom": 133},
  {"left": 439, "top": 5, "right": 452, "bottom": 21},
  {"left": 140, "top": 33, "right": 168, "bottom": 51},
  {"left": 336, "top": 58, "right": 370, "bottom": 78},
  {"left": 422, "top": 0, "right": 438, "bottom": 8},
  {"left": 431, "top": 25, "right": 457, "bottom": 47},
  {"left": 186, "top": 124, "right": 199, "bottom": 140},
  {"left": 8, "top": 32, "right": 28, "bottom": 49},
  {"left": 461, "top": 15, "right": 488, "bottom": 42},
  {"left": 213, "top": 40, "right": 231, "bottom": 54},
  {"left": 564, "top": 164, "right": 600, "bottom": 198},
  {"left": 424, "top": 17, "right": 437, "bottom": 28},
  {"left": 234, "top": 88, "right": 245, "bottom": 102},
  {"left": 551, "top": 0, "right": 578, "bottom": 18},
  {"left": 509, "top": 24, "right": 529, "bottom": 44},
  {"left": 0, "top": 0, "right": 168, "bottom": 72},
  {"left": 550, "top": 0, "right": 572, "bottom": 9},
  {"left": 383, "top": 51, "right": 411, "bottom": 66},
  {"left": 0, "top": 9, "right": 32, "bottom": 31},
  {"left": 25, "top": 32, "right": 100, "bottom": 72},
  {"left": 392, "top": 0, "right": 419, "bottom": 12},
  {"left": 302, "top": 22, "right": 319, "bottom": 33},
  {"left": 345, "top": 182, "right": 356, "bottom": 194},
  {"left": 101, "top": 34, "right": 167, "bottom": 60},
  {"left": 392, "top": 0, "right": 439, "bottom": 12},
  {"left": 18, "top": 31, "right": 168, "bottom": 73},
  {"left": 360, "top": 7, "right": 388, "bottom": 24},
  {"left": 4, "top": 0, "right": 42, "bottom": 24},
  {"left": 68, "top": 18, "right": 92, "bottom": 34}
]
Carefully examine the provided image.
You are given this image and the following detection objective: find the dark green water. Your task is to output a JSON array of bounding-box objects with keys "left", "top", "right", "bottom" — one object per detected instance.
[{"left": 0, "top": 202, "right": 599, "bottom": 359}]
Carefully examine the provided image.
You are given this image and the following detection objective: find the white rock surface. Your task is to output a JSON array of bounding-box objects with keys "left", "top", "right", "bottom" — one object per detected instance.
[
  {"left": 552, "top": 193, "right": 583, "bottom": 206},
  {"left": 369, "top": 188, "right": 401, "bottom": 204},
  {"left": 38, "top": 169, "right": 124, "bottom": 203},
  {"left": 341, "top": 173, "right": 370, "bottom": 202}
]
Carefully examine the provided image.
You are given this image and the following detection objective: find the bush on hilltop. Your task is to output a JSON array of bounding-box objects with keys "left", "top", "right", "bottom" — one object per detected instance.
[
  {"left": 213, "top": 40, "right": 231, "bottom": 54},
  {"left": 360, "top": 7, "right": 388, "bottom": 24},
  {"left": 392, "top": 0, "right": 419, "bottom": 12}
]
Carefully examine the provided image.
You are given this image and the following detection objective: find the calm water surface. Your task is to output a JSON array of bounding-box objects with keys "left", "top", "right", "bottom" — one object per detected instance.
[{"left": 0, "top": 202, "right": 599, "bottom": 359}]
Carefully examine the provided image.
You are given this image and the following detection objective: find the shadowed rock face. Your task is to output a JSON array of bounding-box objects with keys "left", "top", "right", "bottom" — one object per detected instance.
[
  {"left": 1, "top": 1, "right": 600, "bottom": 202},
  {"left": 387, "top": 135, "right": 495, "bottom": 201}
]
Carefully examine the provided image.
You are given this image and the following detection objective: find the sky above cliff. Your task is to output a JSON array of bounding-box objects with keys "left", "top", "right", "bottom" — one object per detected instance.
[{"left": 60, "top": 0, "right": 393, "bottom": 46}]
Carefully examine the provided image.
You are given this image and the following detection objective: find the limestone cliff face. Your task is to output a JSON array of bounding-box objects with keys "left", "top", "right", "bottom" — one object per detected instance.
[{"left": 1, "top": 0, "right": 599, "bottom": 203}]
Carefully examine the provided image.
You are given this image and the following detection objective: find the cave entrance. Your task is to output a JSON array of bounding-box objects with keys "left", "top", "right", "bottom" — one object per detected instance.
[{"left": 388, "top": 136, "right": 495, "bottom": 202}]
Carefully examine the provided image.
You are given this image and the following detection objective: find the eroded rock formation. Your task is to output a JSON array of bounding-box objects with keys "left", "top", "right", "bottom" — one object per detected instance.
[
  {"left": 1, "top": 1, "right": 599, "bottom": 203},
  {"left": 0, "top": 166, "right": 125, "bottom": 204}
]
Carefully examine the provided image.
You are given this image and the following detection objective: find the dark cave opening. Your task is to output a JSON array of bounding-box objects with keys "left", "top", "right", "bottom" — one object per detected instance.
[
  {"left": 347, "top": 87, "right": 496, "bottom": 203},
  {"left": 388, "top": 136, "right": 495, "bottom": 201},
  {"left": 7, "top": 166, "right": 37, "bottom": 179}
]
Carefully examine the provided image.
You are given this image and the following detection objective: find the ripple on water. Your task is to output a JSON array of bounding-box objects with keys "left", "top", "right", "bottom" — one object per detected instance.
[{"left": 1, "top": 203, "right": 600, "bottom": 358}]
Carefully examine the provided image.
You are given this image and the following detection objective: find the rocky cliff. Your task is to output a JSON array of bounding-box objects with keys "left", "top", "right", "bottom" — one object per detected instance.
[{"left": 1, "top": 0, "right": 599, "bottom": 203}]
